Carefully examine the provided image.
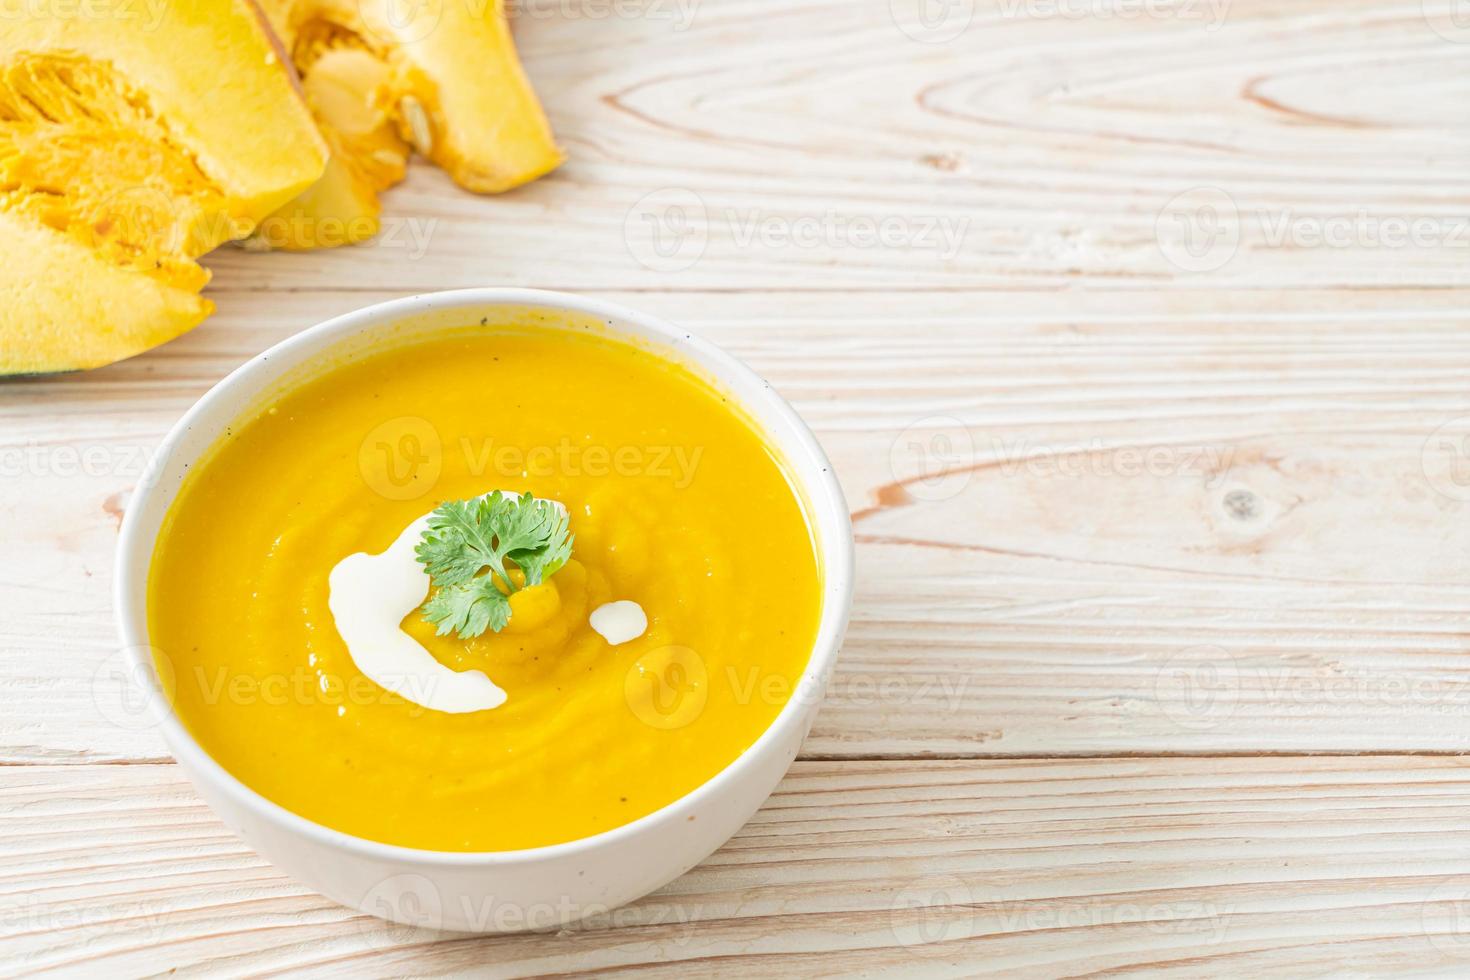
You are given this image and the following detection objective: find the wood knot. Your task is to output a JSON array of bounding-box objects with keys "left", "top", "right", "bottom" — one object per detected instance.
[
  {"left": 1222, "top": 488, "right": 1260, "bottom": 521},
  {"left": 918, "top": 151, "right": 965, "bottom": 173}
]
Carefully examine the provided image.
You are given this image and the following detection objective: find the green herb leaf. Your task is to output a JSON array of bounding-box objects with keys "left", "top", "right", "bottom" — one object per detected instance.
[
  {"left": 415, "top": 491, "right": 574, "bottom": 638},
  {"left": 421, "top": 575, "right": 511, "bottom": 638}
]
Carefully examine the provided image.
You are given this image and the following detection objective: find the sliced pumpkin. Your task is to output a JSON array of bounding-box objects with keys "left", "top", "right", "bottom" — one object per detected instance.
[
  {"left": 0, "top": 0, "right": 329, "bottom": 374},
  {"left": 254, "top": 0, "right": 562, "bottom": 250}
]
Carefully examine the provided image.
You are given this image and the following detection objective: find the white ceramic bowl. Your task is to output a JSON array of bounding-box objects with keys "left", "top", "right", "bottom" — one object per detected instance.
[{"left": 114, "top": 288, "right": 853, "bottom": 933}]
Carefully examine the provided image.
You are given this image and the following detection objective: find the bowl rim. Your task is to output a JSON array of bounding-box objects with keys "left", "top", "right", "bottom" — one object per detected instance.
[{"left": 114, "top": 287, "right": 854, "bottom": 867}]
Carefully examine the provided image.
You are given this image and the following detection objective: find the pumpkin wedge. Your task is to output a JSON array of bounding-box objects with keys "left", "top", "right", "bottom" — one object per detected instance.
[
  {"left": 0, "top": 0, "right": 328, "bottom": 374},
  {"left": 254, "top": 0, "right": 562, "bottom": 250}
]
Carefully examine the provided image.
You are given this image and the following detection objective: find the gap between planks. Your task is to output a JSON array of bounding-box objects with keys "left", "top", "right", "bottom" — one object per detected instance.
[{"left": 8, "top": 750, "right": 1470, "bottom": 769}]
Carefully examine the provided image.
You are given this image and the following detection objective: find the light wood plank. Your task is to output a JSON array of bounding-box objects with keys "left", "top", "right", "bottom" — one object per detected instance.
[
  {"left": 7, "top": 758, "right": 1470, "bottom": 976},
  {"left": 2, "top": 0, "right": 1468, "bottom": 971},
  {"left": 4, "top": 289, "right": 1470, "bottom": 760},
  {"left": 182, "top": 0, "right": 1470, "bottom": 294}
]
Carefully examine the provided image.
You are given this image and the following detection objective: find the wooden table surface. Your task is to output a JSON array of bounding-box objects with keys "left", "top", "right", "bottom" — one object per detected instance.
[{"left": 4, "top": 0, "right": 1470, "bottom": 974}]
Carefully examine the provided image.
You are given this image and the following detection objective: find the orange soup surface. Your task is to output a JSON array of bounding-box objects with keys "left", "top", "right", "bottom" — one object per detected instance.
[{"left": 148, "top": 326, "right": 822, "bottom": 850}]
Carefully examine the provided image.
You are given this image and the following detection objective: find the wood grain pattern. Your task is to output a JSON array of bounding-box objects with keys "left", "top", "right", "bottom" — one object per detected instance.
[
  {"left": 10, "top": 758, "right": 1470, "bottom": 976},
  {"left": 191, "top": 0, "right": 1470, "bottom": 294},
  {"left": 5, "top": 289, "right": 1469, "bottom": 760},
  {"left": 2, "top": 0, "right": 1468, "bottom": 972}
]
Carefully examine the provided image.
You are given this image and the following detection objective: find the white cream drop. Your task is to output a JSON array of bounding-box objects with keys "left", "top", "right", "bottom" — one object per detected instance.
[
  {"left": 329, "top": 493, "right": 647, "bottom": 713},
  {"left": 589, "top": 600, "right": 647, "bottom": 646},
  {"left": 328, "top": 510, "right": 508, "bottom": 714}
]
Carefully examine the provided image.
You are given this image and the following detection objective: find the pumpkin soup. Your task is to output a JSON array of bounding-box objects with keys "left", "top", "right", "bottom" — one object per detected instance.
[{"left": 147, "top": 326, "right": 822, "bottom": 851}]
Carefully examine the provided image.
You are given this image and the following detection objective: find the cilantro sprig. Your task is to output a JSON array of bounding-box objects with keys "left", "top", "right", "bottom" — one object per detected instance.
[{"left": 416, "top": 491, "right": 573, "bottom": 638}]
